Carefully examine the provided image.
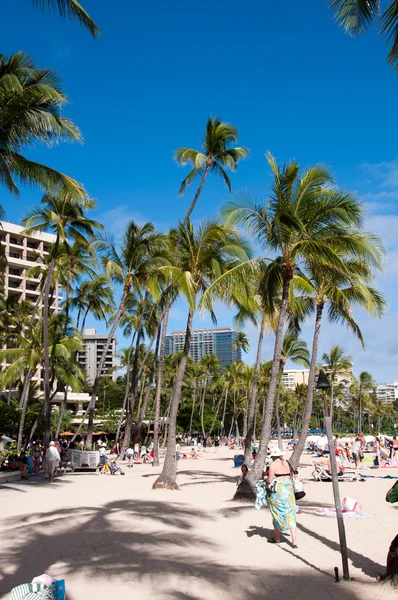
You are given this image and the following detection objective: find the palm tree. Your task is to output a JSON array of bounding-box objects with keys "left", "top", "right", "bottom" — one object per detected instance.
[
  {"left": 86, "top": 221, "right": 167, "bottom": 449},
  {"left": 233, "top": 331, "right": 250, "bottom": 355},
  {"left": 198, "top": 354, "right": 221, "bottom": 436},
  {"left": 357, "top": 371, "right": 376, "bottom": 432},
  {"left": 223, "top": 153, "right": 367, "bottom": 486},
  {"left": 152, "top": 117, "right": 247, "bottom": 467},
  {"left": 290, "top": 258, "right": 385, "bottom": 469},
  {"left": 57, "top": 240, "right": 98, "bottom": 325},
  {"left": 22, "top": 194, "right": 101, "bottom": 447},
  {"left": 153, "top": 220, "right": 250, "bottom": 489},
  {"left": 30, "top": 0, "right": 99, "bottom": 37},
  {"left": 0, "top": 52, "right": 87, "bottom": 207},
  {"left": 0, "top": 314, "right": 83, "bottom": 451},
  {"left": 275, "top": 332, "right": 309, "bottom": 450},
  {"left": 293, "top": 383, "right": 308, "bottom": 440},
  {"left": 175, "top": 117, "right": 248, "bottom": 219},
  {"left": 322, "top": 346, "right": 353, "bottom": 422},
  {"left": 69, "top": 275, "right": 115, "bottom": 332},
  {"left": 328, "top": 0, "right": 398, "bottom": 70}
]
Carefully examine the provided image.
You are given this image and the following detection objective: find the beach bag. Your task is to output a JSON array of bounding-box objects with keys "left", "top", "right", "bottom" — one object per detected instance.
[
  {"left": 288, "top": 461, "right": 306, "bottom": 501},
  {"left": 373, "top": 456, "right": 379, "bottom": 467},
  {"left": 10, "top": 583, "right": 54, "bottom": 600},
  {"left": 342, "top": 497, "right": 362, "bottom": 512}
]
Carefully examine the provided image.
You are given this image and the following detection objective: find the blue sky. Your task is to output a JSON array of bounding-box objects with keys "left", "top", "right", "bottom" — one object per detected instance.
[{"left": 2, "top": 0, "right": 398, "bottom": 381}]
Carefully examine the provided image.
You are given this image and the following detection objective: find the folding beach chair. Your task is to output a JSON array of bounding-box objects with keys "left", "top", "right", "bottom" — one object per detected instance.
[{"left": 312, "top": 463, "right": 359, "bottom": 482}]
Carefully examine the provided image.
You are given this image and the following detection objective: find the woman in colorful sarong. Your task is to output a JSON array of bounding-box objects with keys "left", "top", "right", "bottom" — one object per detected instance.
[{"left": 266, "top": 448, "right": 297, "bottom": 547}]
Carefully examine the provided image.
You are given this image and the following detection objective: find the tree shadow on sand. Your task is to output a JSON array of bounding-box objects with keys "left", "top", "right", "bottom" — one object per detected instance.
[
  {"left": 0, "top": 497, "right": 386, "bottom": 600},
  {"left": 297, "top": 522, "right": 384, "bottom": 578}
]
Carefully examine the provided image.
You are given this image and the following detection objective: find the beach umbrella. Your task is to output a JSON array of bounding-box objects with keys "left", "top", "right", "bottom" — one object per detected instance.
[
  {"left": 316, "top": 436, "right": 329, "bottom": 447},
  {"left": 0, "top": 435, "right": 14, "bottom": 443}
]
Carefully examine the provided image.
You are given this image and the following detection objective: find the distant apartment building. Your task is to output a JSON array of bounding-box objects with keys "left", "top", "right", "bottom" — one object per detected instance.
[
  {"left": 165, "top": 327, "right": 241, "bottom": 369},
  {"left": 281, "top": 368, "right": 353, "bottom": 397},
  {"left": 281, "top": 369, "right": 310, "bottom": 391},
  {"left": 376, "top": 383, "right": 396, "bottom": 404},
  {"left": 77, "top": 328, "right": 117, "bottom": 384},
  {"left": 0, "top": 221, "right": 62, "bottom": 387}
]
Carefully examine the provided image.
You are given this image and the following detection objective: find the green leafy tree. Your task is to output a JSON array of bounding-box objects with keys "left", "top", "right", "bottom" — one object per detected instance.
[
  {"left": 290, "top": 259, "right": 385, "bottom": 469},
  {"left": 223, "top": 152, "right": 368, "bottom": 487},
  {"left": 153, "top": 220, "right": 250, "bottom": 489},
  {"left": 0, "top": 52, "right": 87, "bottom": 208},
  {"left": 321, "top": 345, "right": 353, "bottom": 421},
  {"left": 275, "top": 332, "right": 309, "bottom": 450},
  {"left": 86, "top": 221, "right": 167, "bottom": 449},
  {"left": 22, "top": 194, "right": 101, "bottom": 447},
  {"left": 152, "top": 117, "right": 247, "bottom": 467}
]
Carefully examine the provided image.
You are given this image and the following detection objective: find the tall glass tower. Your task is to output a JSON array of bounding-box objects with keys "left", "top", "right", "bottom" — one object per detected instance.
[{"left": 165, "top": 327, "right": 241, "bottom": 369}]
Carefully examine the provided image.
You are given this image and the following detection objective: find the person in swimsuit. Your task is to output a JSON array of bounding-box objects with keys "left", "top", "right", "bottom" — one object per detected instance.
[
  {"left": 391, "top": 436, "right": 398, "bottom": 460},
  {"left": 266, "top": 448, "right": 297, "bottom": 548}
]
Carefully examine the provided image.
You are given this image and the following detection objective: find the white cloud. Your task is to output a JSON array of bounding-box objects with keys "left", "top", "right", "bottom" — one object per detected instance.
[
  {"left": 362, "top": 159, "right": 398, "bottom": 188},
  {"left": 97, "top": 205, "right": 147, "bottom": 240}
]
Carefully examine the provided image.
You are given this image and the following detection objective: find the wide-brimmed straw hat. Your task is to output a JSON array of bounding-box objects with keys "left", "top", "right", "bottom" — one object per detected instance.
[{"left": 270, "top": 448, "right": 284, "bottom": 458}]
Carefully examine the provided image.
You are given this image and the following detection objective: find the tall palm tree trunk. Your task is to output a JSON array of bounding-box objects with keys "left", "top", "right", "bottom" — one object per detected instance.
[
  {"left": 132, "top": 326, "right": 161, "bottom": 446},
  {"left": 290, "top": 303, "right": 324, "bottom": 470},
  {"left": 55, "top": 387, "right": 68, "bottom": 440},
  {"left": 200, "top": 376, "right": 208, "bottom": 437},
  {"left": 275, "top": 369, "right": 284, "bottom": 451},
  {"left": 189, "top": 382, "right": 197, "bottom": 434},
  {"left": 293, "top": 396, "right": 299, "bottom": 441},
  {"left": 17, "top": 370, "right": 34, "bottom": 452},
  {"left": 183, "top": 162, "right": 212, "bottom": 223},
  {"left": 221, "top": 384, "right": 229, "bottom": 436},
  {"left": 209, "top": 390, "right": 224, "bottom": 435},
  {"left": 153, "top": 309, "right": 193, "bottom": 489},
  {"left": 152, "top": 165, "right": 211, "bottom": 465},
  {"left": 80, "top": 303, "right": 91, "bottom": 333},
  {"left": 152, "top": 310, "right": 169, "bottom": 467},
  {"left": 119, "top": 327, "right": 144, "bottom": 456},
  {"left": 115, "top": 335, "right": 136, "bottom": 444},
  {"left": 243, "top": 312, "right": 266, "bottom": 463},
  {"left": 86, "top": 283, "right": 130, "bottom": 449},
  {"left": 330, "top": 381, "right": 335, "bottom": 425},
  {"left": 236, "top": 277, "right": 291, "bottom": 499},
  {"left": 42, "top": 239, "right": 59, "bottom": 448}
]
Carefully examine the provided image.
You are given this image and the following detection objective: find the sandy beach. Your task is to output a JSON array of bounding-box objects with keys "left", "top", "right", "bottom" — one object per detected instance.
[{"left": 0, "top": 447, "right": 397, "bottom": 600}]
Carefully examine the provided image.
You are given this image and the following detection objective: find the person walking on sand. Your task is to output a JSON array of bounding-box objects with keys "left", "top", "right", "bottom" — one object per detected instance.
[
  {"left": 33, "top": 441, "right": 42, "bottom": 475},
  {"left": 374, "top": 437, "right": 381, "bottom": 468},
  {"left": 45, "top": 441, "right": 60, "bottom": 483},
  {"left": 266, "top": 448, "right": 297, "bottom": 548},
  {"left": 351, "top": 437, "right": 362, "bottom": 469}
]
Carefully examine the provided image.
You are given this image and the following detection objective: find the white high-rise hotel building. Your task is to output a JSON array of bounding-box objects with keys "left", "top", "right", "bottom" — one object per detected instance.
[{"left": 0, "top": 222, "right": 62, "bottom": 386}]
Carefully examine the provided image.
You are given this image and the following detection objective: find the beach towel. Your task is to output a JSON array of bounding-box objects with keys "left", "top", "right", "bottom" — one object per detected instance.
[
  {"left": 268, "top": 480, "right": 296, "bottom": 531},
  {"left": 255, "top": 480, "right": 268, "bottom": 510},
  {"left": 315, "top": 508, "right": 375, "bottom": 519}
]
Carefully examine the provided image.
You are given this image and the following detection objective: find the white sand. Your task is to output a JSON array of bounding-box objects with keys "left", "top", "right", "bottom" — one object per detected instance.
[{"left": 0, "top": 447, "right": 396, "bottom": 600}]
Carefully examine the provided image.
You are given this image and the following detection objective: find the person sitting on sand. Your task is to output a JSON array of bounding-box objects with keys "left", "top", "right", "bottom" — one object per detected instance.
[
  {"left": 126, "top": 447, "right": 134, "bottom": 467},
  {"left": 315, "top": 456, "right": 345, "bottom": 476},
  {"left": 238, "top": 464, "right": 248, "bottom": 485},
  {"left": 191, "top": 447, "right": 199, "bottom": 459}
]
